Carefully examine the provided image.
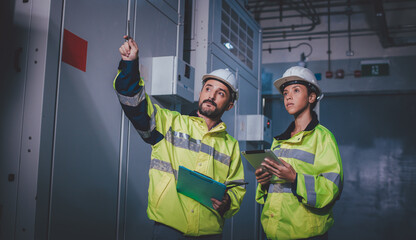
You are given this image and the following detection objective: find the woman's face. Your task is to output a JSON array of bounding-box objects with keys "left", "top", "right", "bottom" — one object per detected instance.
[{"left": 283, "top": 84, "right": 315, "bottom": 116}]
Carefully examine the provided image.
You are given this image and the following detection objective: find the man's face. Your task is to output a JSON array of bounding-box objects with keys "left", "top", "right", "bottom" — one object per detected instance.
[
  {"left": 283, "top": 84, "right": 316, "bottom": 116},
  {"left": 198, "top": 79, "right": 234, "bottom": 119}
]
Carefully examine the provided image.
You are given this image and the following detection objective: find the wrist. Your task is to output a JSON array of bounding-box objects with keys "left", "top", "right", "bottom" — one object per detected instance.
[
  {"left": 292, "top": 173, "right": 297, "bottom": 184},
  {"left": 261, "top": 182, "right": 270, "bottom": 191},
  {"left": 291, "top": 173, "right": 296, "bottom": 183}
]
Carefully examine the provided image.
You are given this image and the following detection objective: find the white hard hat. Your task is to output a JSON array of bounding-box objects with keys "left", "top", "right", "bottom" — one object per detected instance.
[
  {"left": 202, "top": 68, "right": 239, "bottom": 101},
  {"left": 273, "top": 66, "right": 323, "bottom": 100}
]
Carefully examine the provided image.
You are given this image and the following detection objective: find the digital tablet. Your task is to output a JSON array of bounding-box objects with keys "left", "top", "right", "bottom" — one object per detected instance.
[
  {"left": 241, "top": 149, "right": 283, "bottom": 170},
  {"left": 241, "top": 149, "right": 283, "bottom": 182}
]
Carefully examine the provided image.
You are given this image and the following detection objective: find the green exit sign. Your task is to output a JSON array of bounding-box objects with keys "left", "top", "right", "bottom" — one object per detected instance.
[{"left": 361, "top": 60, "right": 389, "bottom": 77}]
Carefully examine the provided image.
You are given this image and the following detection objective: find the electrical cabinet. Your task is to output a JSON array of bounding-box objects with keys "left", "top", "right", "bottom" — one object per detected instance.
[
  {"left": 237, "top": 115, "right": 272, "bottom": 144},
  {"left": 151, "top": 56, "right": 195, "bottom": 103}
]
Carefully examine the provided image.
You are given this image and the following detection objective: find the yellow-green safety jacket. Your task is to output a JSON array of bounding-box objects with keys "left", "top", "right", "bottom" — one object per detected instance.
[
  {"left": 256, "top": 113, "right": 343, "bottom": 239},
  {"left": 114, "top": 60, "right": 246, "bottom": 236}
]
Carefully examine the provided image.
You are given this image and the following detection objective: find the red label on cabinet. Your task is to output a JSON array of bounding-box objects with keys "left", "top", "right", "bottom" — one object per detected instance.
[{"left": 62, "top": 29, "right": 88, "bottom": 72}]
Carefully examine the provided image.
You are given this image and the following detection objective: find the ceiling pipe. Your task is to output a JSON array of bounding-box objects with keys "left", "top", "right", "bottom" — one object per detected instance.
[
  {"left": 263, "top": 25, "right": 416, "bottom": 43},
  {"left": 327, "top": 0, "right": 332, "bottom": 72},
  {"left": 253, "top": 6, "right": 416, "bottom": 20},
  {"left": 249, "top": 0, "right": 320, "bottom": 34},
  {"left": 286, "top": 0, "right": 320, "bottom": 22},
  {"left": 256, "top": 9, "right": 362, "bottom": 21},
  {"left": 250, "top": 0, "right": 416, "bottom": 47},
  {"left": 247, "top": 0, "right": 351, "bottom": 10},
  {"left": 302, "top": 0, "right": 320, "bottom": 18},
  {"left": 259, "top": 0, "right": 321, "bottom": 35},
  {"left": 262, "top": 22, "right": 316, "bottom": 31},
  {"left": 263, "top": 32, "right": 379, "bottom": 43},
  {"left": 374, "top": 0, "right": 393, "bottom": 47},
  {"left": 346, "top": 0, "right": 354, "bottom": 56},
  {"left": 263, "top": 27, "right": 374, "bottom": 39},
  {"left": 263, "top": 42, "right": 313, "bottom": 57},
  {"left": 247, "top": 0, "right": 416, "bottom": 11},
  {"left": 262, "top": 23, "right": 317, "bottom": 34},
  {"left": 262, "top": 25, "right": 416, "bottom": 39}
]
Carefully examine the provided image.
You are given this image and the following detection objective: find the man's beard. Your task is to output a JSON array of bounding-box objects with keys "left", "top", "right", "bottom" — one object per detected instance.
[{"left": 198, "top": 99, "right": 227, "bottom": 119}]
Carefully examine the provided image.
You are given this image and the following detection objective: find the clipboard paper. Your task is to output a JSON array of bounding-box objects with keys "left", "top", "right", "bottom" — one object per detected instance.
[{"left": 176, "top": 166, "right": 226, "bottom": 209}]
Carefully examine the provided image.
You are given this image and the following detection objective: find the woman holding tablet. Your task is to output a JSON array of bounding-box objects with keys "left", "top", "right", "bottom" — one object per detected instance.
[{"left": 255, "top": 66, "right": 343, "bottom": 240}]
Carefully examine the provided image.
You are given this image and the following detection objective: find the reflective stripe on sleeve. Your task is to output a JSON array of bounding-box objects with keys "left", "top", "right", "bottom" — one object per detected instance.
[
  {"left": 224, "top": 179, "right": 246, "bottom": 189},
  {"left": 150, "top": 158, "right": 178, "bottom": 179},
  {"left": 135, "top": 105, "right": 157, "bottom": 139},
  {"left": 304, "top": 174, "right": 317, "bottom": 206},
  {"left": 273, "top": 148, "right": 315, "bottom": 165},
  {"left": 228, "top": 189, "right": 238, "bottom": 199},
  {"left": 321, "top": 172, "right": 341, "bottom": 188},
  {"left": 268, "top": 182, "right": 292, "bottom": 193},
  {"left": 136, "top": 128, "right": 151, "bottom": 139},
  {"left": 116, "top": 86, "right": 146, "bottom": 107},
  {"left": 224, "top": 179, "right": 246, "bottom": 185},
  {"left": 165, "top": 127, "right": 231, "bottom": 166}
]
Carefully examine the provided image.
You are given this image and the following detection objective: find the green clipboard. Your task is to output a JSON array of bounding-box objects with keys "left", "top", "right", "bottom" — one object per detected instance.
[{"left": 176, "top": 166, "right": 226, "bottom": 209}]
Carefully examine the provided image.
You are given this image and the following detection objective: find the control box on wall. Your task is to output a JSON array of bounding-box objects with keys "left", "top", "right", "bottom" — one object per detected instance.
[
  {"left": 237, "top": 115, "right": 272, "bottom": 144},
  {"left": 151, "top": 56, "right": 195, "bottom": 103}
]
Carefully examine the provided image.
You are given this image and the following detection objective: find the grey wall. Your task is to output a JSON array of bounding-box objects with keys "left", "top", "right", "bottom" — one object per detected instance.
[
  {"left": 262, "top": 55, "right": 416, "bottom": 96},
  {"left": 323, "top": 94, "right": 416, "bottom": 239},
  {"left": 262, "top": 57, "right": 416, "bottom": 239}
]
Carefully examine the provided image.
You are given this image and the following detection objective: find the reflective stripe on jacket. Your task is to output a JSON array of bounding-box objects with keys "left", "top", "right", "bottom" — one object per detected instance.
[
  {"left": 256, "top": 115, "right": 343, "bottom": 240},
  {"left": 114, "top": 60, "right": 246, "bottom": 236}
]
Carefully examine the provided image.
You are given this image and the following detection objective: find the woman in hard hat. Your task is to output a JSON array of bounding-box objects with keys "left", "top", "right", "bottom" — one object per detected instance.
[{"left": 255, "top": 66, "right": 343, "bottom": 240}]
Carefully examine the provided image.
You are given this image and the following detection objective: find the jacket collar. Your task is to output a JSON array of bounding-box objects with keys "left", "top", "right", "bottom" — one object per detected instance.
[
  {"left": 274, "top": 111, "right": 319, "bottom": 140},
  {"left": 189, "top": 109, "right": 199, "bottom": 117},
  {"left": 189, "top": 109, "right": 224, "bottom": 131}
]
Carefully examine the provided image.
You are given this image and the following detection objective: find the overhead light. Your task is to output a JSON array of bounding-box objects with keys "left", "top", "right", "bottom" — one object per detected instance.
[
  {"left": 298, "top": 52, "right": 307, "bottom": 67},
  {"left": 224, "top": 42, "right": 234, "bottom": 50},
  {"left": 346, "top": 50, "right": 354, "bottom": 56},
  {"left": 298, "top": 61, "right": 306, "bottom": 67}
]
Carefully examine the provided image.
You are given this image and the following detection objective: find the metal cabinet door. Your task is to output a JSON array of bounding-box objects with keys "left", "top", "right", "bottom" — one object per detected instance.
[{"left": 49, "top": 0, "right": 127, "bottom": 239}]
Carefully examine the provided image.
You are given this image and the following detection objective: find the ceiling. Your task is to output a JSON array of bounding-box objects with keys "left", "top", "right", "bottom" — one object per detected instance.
[{"left": 245, "top": 0, "right": 416, "bottom": 49}]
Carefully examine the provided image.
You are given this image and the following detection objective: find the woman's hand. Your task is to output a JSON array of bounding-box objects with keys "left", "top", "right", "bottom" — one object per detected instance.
[
  {"left": 255, "top": 167, "right": 272, "bottom": 186},
  {"left": 261, "top": 157, "right": 297, "bottom": 183}
]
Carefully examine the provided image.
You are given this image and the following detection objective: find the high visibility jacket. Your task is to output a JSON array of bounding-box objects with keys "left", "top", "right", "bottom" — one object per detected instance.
[
  {"left": 114, "top": 60, "right": 246, "bottom": 236},
  {"left": 256, "top": 113, "right": 343, "bottom": 240}
]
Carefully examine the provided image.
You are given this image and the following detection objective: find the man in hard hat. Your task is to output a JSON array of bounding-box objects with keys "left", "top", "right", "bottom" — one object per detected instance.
[
  {"left": 255, "top": 66, "right": 343, "bottom": 240},
  {"left": 114, "top": 37, "right": 245, "bottom": 239}
]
